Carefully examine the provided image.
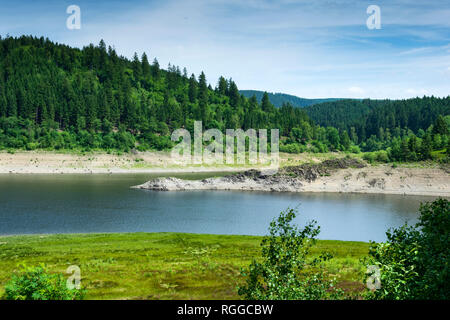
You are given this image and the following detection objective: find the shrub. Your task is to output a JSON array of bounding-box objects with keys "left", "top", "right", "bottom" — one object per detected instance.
[
  {"left": 136, "top": 143, "right": 149, "bottom": 152},
  {"left": 365, "top": 198, "right": 449, "bottom": 300},
  {"left": 25, "top": 142, "right": 38, "bottom": 151},
  {"left": 363, "top": 152, "right": 375, "bottom": 163},
  {"left": 349, "top": 145, "right": 361, "bottom": 154},
  {"left": 280, "top": 143, "right": 305, "bottom": 154},
  {"left": 3, "top": 265, "right": 85, "bottom": 300},
  {"left": 374, "top": 150, "right": 389, "bottom": 163},
  {"left": 238, "top": 209, "right": 343, "bottom": 300},
  {"left": 147, "top": 133, "right": 173, "bottom": 150},
  {"left": 310, "top": 140, "right": 328, "bottom": 153}
]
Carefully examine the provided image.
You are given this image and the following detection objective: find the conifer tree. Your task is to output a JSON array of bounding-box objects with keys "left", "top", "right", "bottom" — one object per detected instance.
[
  {"left": 151, "top": 58, "right": 160, "bottom": 79},
  {"left": 188, "top": 74, "right": 197, "bottom": 103},
  {"left": 228, "top": 80, "right": 240, "bottom": 110},
  {"left": 261, "top": 92, "right": 273, "bottom": 113},
  {"left": 141, "top": 53, "right": 151, "bottom": 79}
]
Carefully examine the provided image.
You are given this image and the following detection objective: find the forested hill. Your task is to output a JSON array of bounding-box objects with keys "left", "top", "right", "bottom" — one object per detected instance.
[
  {"left": 305, "top": 97, "right": 450, "bottom": 140},
  {"left": 240, "top": 90, "right": 343, "bottom": 108},
  {"left": 0, "top": 35, "right": 449, "bottom": 162},
  {"left": 0, "top": 35, "right": 310, "bottom": 150}
]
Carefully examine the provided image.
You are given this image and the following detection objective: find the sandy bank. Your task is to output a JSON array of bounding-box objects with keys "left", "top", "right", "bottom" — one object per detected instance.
[
  {"left": 0, "top": 150, "right": 347, "bottom": 174},
  {"left": 133, "top": 160, "right": 450, "bottom": 197},
  {"left": 1, "top": 151, "right": 448, "bottom": 197},
  {"left": 0, "top": 151, "right": 251, "bottom": 174}
]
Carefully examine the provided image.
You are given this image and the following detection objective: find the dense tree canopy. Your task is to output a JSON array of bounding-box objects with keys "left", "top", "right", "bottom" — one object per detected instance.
[
  {"left": 0, "top": 35, "right": 312, "bottom": 151},
  {"left": 305, "top": 98, "right": 449, "bottom": 143},
  {"left": 240, "top": 90, "right": 342, "bottom": 108},
  {"left": 0, "top": 35, "right": 448, "bottom": 161}
]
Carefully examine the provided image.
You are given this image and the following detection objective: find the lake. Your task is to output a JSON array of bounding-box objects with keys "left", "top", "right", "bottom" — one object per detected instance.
[{"left": 0, "top": 173, "right": 438, "bottom": 242}]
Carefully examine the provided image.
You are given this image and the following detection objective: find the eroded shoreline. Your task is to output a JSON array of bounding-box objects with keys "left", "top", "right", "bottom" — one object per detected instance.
[
  {"left": 1, "top": 151, "right": 448, "bottom": 197},
  {"left": 133, "top": 159, "right": 450, "bottom": 197}
]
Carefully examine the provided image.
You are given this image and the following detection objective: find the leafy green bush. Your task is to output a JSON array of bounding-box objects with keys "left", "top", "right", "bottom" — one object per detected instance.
[
  {"left": 365, "top": 198, "right": 449, "bottom": 300},
  {"left": 238, "top": 208, "right": 342, "bottom": 300},
  {"left": 280, "top": 143, "right": 305, "bottom": 154},
  {"left": 309, "top": 140, "right": 328, "bottom": 153},
  {"left": 25, "top": 142, "right": 38, "bottom": 151},
  {"left": 374, "top": 150, "right": 389, "bottom": 162},
  {"left": 3, "top": 265, "right": 86, "bottom": 300},
  {"left": 363, "top": 152, "right": 375, "bottom": 163},
  {"left": 363, "top": 151, "right": 390, "bottom": 163},
  {"left": 349, "top": 145, "right": 361, "bottom": 154}
]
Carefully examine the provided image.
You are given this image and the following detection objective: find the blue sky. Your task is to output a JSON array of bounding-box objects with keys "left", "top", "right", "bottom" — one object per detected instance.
[{"left": 1, "top": 0, "right": 449, "bottom": 99}]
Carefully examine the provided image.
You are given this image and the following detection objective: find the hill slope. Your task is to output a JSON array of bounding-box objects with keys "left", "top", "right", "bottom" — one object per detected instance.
[
  {"left": 0, "top": 35, "right": 310, "bottom": 150},
  {"left": 240, "top": 90, "right": 343, "bottom": 108},
  {"left": 304, "top": 98, "right": 450, "bottom": 139},
  {"left": 0, "top": 35, "right": 448, "bottom": 159}
]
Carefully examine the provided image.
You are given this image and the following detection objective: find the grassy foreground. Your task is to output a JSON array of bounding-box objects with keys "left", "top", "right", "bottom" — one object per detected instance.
[{"left": 0, "top": 232, "right": 370, "bottom": 300}]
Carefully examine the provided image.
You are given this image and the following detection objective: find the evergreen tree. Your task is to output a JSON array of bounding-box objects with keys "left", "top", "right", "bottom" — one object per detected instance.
[
  {"left": 198, "top": 72, "right": 208, "bottom": 123},
  {"left": 151, "top": 58, "right": 160, "bottom": 79},
  {"left": 188, "top": 74, "right": 197, "bottom": 103},
  {"left": 141, "top": 53, "right": 151, "bottom": 79},
  {"left": 340, "top": 130, "right": 351, "bottom": 151},
  {"left": 420, "top": 134, "right": 432, "bottom": 160},
  {"left": 400, "top": 138, "right": 410, "bottom": 161},
  {"left": 217, "top": 76, "right": 227, "bottom": 96},
  {"left": 433, "top": 115, "right": 448, "bottom": 135},
  {"left": 261, "top": 92, "right": 273, "bottom": 113},
  {"left": 228, "top": 81, "right": 240, "bottom": 110},
  {"left": 132, "top": 53, "right": 142, "bottom": 81},
  {"left": 408, "top": 135, "right": 417, "bottom": 154}
]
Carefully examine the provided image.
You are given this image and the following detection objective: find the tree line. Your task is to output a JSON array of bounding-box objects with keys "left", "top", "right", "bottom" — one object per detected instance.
[
  {"left": 0, "top": 35, "right": 448, "bottom": 162},
  {"left": 0, "top": 35, "right": 309, "bottom": 152}
]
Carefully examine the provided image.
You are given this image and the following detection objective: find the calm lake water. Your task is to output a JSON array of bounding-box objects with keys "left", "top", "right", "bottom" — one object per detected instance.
[{"left": 0, "top": 173, "right": 439, "bottom": 242}]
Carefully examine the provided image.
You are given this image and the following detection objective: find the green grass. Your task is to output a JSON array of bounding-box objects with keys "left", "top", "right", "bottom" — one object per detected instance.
[{"left": 0, "top": 233, "right": 370, "bottom": 300}]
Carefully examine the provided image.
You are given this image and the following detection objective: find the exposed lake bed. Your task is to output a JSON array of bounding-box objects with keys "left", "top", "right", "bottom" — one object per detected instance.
[{"left": 134, "top": 158, "right": 449, "bottom": 197}]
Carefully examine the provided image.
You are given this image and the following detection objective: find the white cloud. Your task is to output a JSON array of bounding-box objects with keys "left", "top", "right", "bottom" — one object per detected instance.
[
  {"left": 2, "top": 0, "right": 450, "bottom": 99},
  {"left": 348, "top": 86, "right": 365, "bottom": 94},
  {"left": 405, "top": 88, "right": 429, "bottom": 96}
]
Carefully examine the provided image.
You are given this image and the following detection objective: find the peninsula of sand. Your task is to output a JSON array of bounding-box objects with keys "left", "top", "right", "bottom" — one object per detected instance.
[
  {"left": 133, "top": 158, "right": 450, "bottom": 197},
  {"left": 1, "top": 151, "right": 448, "bottom": 197}
]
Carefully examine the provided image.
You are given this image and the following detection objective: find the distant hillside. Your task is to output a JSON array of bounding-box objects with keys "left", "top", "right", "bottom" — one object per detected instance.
[
  {"left": 304, "top": 99, "right": 375, "bottom": 129},
  {"left": 1, "top": 36, "right": 448, "bottom": 157},
  {"left": 239, "top": 90, "right": 343, "bottom": 108},
  {"left": 304, "top": 97, "right": 450, "bottom": 136}
]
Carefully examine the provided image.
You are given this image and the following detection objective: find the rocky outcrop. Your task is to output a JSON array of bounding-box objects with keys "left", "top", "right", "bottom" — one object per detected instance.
[
  {"left": 132, "top": 157, "right": 450, "bottom": 197},
  {"left": 132, "top": 158, "right": 367, "bottom": 193}
]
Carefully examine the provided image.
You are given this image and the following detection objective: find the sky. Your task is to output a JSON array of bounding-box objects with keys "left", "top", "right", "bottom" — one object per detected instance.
[{"left": 1, "top": 0, "right": 449, "bottom": 99}]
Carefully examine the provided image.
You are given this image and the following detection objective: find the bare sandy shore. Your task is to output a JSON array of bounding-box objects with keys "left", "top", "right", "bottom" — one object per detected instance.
[
  {"left": 1, "top": 151, "right": 448, "bottom": 197},
  {"left": 133, "top": 162, "right": 450, "bottom": 197},
  {"left": 0, "top": 150, "right": 343, "bottom": 174},
  {"left": 0, "top": 151, "right": 251, "bottom": 174},
  {"left": 293, "top": 166, "right": 449, "bottom": 196}
]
